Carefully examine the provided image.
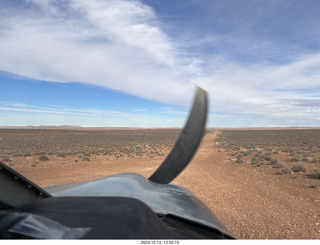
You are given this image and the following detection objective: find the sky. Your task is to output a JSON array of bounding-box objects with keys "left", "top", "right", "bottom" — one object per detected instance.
[{"left": 0, "top": 0, "right": 320, "bottom": 128}]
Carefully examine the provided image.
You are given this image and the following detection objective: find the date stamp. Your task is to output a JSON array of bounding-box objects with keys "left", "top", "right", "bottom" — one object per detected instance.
[{"left": 140, "top": 240, "right": 180, "bottom": 245}]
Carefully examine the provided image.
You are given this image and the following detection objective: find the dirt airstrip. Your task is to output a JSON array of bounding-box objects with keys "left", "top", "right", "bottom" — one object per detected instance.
[{"left": 2, "top": 130, "right": 320, "bottom": 239}]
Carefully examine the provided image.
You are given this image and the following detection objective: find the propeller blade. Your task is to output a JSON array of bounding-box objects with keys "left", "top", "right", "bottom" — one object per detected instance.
[{"left": 148, "top": 87, "right": 208, "bottom": 184}]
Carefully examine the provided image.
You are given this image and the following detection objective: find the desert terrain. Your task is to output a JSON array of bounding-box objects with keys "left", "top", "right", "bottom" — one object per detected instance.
[{"left": 0, "top": 128, "right": 319, "bottom": 239}]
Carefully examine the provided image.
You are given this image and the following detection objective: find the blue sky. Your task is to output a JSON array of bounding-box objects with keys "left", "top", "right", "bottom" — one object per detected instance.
[{"left": 0, "top": 0, "right": 320, "bottom": 127}]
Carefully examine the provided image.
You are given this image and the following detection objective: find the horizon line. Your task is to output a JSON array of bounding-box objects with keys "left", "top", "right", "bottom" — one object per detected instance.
[{"left": 0, "top": 125, "right": 320, "bottom": 130}]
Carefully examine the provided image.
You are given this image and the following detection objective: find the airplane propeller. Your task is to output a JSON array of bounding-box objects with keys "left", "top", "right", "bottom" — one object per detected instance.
[{"left": 148, "top": 87, "right": 208, "bottom": 184}]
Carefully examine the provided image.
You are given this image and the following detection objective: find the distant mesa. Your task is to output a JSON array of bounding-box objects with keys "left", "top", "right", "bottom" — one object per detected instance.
[
  {"left": 0, "top": 125, "right": 181, "bottom": 130},
  {"left": 0, "top": 125, "right": 83, "bottom": 129},
  {"left": 35, "top": 125, "right": 83, "bottom": 129}
]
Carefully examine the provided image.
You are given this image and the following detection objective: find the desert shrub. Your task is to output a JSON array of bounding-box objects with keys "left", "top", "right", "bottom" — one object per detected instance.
[
  {"left": 274, "top": 161, "right": 286, "bottom": 169},
  {"left": 235, "top": 158, "right": 243, "bottom": 164},
  {"left": 251, "top": 157, "right": 263, "bottom": 167},
  {"left": 272, "top": 150, "right": 279, "bottom": 154},
  {"left": 289, "top": 156, "right": 300, "bottom": 162},
  {"left": 301, "top": 157, "right": 308, "bottom": 162},
  {"left": 81, "top": 156, "right": 90, "bottom": 161},
  {"left": 308, "top": 184, "right": 317, "bottom": 188},
  {"left": 310, "top": 169, "right": 320, "bottom": 179},
  {"left": 270, "top": 158, "right": 279, "bottom": 165},
  {"left": 156, "top": 151, "right": 164, "bottom": 156},
  {"left": 103, "top": 151, "right": 111, "bottom": 156},
  {"left": 263, "top": 154, "right": 271, "bottom": 161},
  {"left": 2, "top": 156, "right": 11, "bottom": 162},
  {"left": 251, "top": 157, "right": 259, "bottom": 164},
  {"left": 38, "top": 155, "right": 49, "bottom": 161},
  {"left": 34, "top": 151, "right": 47, "bottom": 156},
  {"left": 78, "top": 154, "right": 90, "bottom": 161},
  {"left": 280, "top": 167, "right": 292, "bottom": 175},
  {"left": 236, "top": 153, "right": 244, "bottom": 158},
  {"left": 255, "top": 151, "right": 263, "bottom": 157},
  {"left": 12, "top": 153, "right": 24, "bottom": 157},
  {"left": 241, "top": 151, "right": 249, "bottom": 156},
  {"left": 253, "top": 162, "right": 263, "bottom": 167},
  {"left": 232, "top": 146, "right": 240, "bottom": 151},
  {"left": 287, "top": 149, "right": 294, "bottom": 153},
  {"left": 56, "top": 153, "right": 66, "bottom": 158},
  {"left": 291, "top": 163, "right": 307, "bottom": 173}
]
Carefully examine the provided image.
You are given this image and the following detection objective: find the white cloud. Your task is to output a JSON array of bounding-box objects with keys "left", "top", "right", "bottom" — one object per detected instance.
[
  {"left": 195, "top": 53, "right": 320, "bottom": 113},
  {"left": 0, "top": 0, "right": 320, "bottom": 127},
  {"left": 70, "top": 0, "right": 177, "bottom": 66},
  {"left": 0, "top": 0, "right": 196, "bottom": 106}
]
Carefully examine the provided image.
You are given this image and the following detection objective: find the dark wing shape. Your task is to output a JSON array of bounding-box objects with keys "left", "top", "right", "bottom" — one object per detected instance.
[
  {"left": 0, "top": 161, "right": 51, "bottom": 208},
  {"left": 149, "top": 87, "right": 208, "bottom": 184}
]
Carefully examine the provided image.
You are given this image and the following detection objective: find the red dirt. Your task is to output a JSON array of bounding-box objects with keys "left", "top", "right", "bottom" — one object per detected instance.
[{"left": 10, "top": 131, "right": 320, "bottom": 239}]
